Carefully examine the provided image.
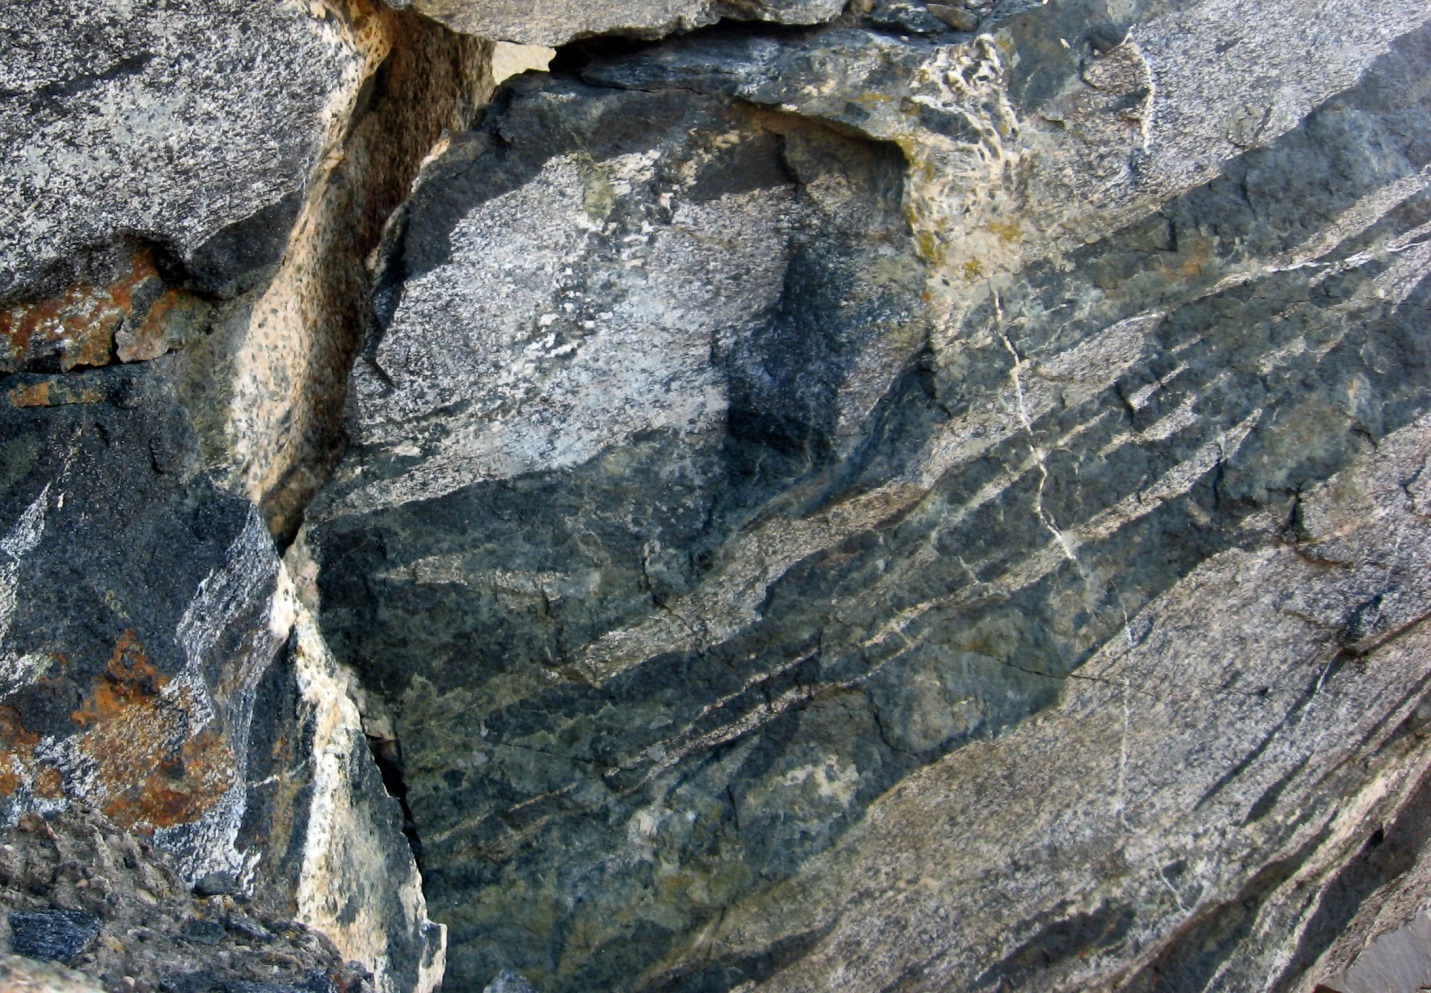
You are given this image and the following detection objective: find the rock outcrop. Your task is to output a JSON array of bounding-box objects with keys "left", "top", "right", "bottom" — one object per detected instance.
[
  {"left": 3, "top": 0, "right": 1431, "bottom": 992},
  {"left": 0, "top": 806, "right": 372, "bottom": 992},
  {"left": 308, "top": 1, "right": 1431, "bottom": 991},
  {"left": 0, "top": 1, "right": 454, "bottom": 990}
]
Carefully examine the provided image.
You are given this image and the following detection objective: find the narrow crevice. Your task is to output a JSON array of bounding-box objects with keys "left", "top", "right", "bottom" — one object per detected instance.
[
  {"left": 366, "top": 733, "right": 427, "bottom": 873},
  {"left": 184, "top": 0, "right": 496, "bottom": 546}
]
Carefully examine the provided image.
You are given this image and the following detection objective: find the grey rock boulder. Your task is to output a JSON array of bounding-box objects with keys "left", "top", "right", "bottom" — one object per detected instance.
[
  {"left": 381, "top": 0, "right": 845, "bottom": 47},
  {"left": 0, "top": 0, "right": 367, "bottom": 305}
]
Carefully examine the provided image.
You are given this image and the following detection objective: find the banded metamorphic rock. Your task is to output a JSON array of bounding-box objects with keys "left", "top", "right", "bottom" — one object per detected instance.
[{"left": 2, "top": 0, "right": 1431, "bottom": 992}]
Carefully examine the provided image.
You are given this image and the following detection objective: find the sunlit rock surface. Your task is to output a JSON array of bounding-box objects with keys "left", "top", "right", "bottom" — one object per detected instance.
[
  {"left": 310, "top": 2, "right": 1431, "bottom": 990},
  {"left": 380, "top": 0, "right": 845, "bottom": 48},
  {"left": 2, "top": 0, "right": 1430, "bottom": 991}
]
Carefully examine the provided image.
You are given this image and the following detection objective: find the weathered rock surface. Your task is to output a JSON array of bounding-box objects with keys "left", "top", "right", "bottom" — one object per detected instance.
[
  {"left": 309, "top": 1, "right": 1431, "bottom": 990},
  {"left": 0, "top": 806, "right": 369, "bottom": 992},
  {"left": 0, "top": 954, "right": 106, "bottom": 993},
  {"left": 380, "top": 0, "right": 844, "bottom": 48},
  {"left": 4, "top": 0, "right": 1431, "bottom": 991},
  {"left": 240, "top": 595, "right": 445, "bottom": 993},
  {"left": 0, "top": 0, "right": 365, "bottom": 306},
  {"left": 0, "top": 359, "right": 287, "bottom": 882},
  {"left": 0, "top": 358, "right": 442, "bottom": 992},
  {"left": 0, "top": 1, "right": 460, "bottom": 989},
  {"left": 183, "top": 3, "right": 493, "bottom": 539}
]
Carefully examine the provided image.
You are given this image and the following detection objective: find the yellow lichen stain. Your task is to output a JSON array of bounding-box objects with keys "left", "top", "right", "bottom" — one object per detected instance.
[
  {"left": 984, "top": 219, "right": 1024, "bottom": 244},
  {"left": 1158, "top": 233, "right": 1217, "bottom": 281}
]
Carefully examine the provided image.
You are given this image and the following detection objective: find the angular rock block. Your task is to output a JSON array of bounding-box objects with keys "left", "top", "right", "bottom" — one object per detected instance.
[
  {"left": 0, "top": 360, "right": 287, "bottom": 882},
  {"left": 7, "top": 910, "right": 101, "bottom": 966},
  {"left": 0, "top": 0, "right": 366, "bottom": 306}
]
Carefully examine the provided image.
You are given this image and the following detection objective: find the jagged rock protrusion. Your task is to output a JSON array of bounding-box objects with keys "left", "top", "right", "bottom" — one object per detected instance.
[
  {"left": 240, "top": 590, "right": 446, "bottom": 993},
  {"left": 0, "top": 0, "right": 366, "bottom": 306},
  {"left": 0, "top": 360, "right": 287, "bottom": 883},
  {"left": 183, "top": 0, "right": 495, "bottom": 541}
]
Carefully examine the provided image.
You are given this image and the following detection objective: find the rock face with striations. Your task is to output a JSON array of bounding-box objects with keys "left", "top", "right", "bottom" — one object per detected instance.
[
  {"left": 308, "top": 0, "right": 1431, "bottom": 990},
  {"left": 3, "top": 0, "right": 1431, "bottom": 992}
]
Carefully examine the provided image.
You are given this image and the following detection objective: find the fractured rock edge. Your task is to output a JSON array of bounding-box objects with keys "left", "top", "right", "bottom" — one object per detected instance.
[
  {"left": 2, "top": 1, "right": 1431, "bottom": 993},
  {"left": 0, "top": 1, "right": 484, "bottom": 987}
]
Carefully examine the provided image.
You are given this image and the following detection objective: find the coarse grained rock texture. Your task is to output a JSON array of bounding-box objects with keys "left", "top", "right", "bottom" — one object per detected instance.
[
  {"left": 379, "top": 0, "right": 845, "bottom": 49},
  {"left": 5, "top": 0, "right": 1431, "bottom": 991},
  {"left": 0, "top": 807, "right": 371, "bottom": 993},
  {"left": 0, "top": 357, "right": 440, "bottom": 993},
  {"left": 181, "top": 1, "right": 494, "bottom": 540},
  {"left": 0, "top": 0, "right": 364, "bottom": 307},
  {"left": 0, "top": 359, "right": 287, "bottom": 884},
  {"left": 307, "top": 1, "right": 1431, "bottom": 990},
  {"left": 0, "top": 2, "right": 456, "bottom": 986}
]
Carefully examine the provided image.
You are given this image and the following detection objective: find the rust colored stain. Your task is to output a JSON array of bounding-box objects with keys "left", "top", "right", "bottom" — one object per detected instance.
[
  {"left": 71, "top": 629, "right": 170, "bottom": 725},
  {"left": 8, "top": 380, "right": 106, "bottom": 408},
  {"left": 115, "top": 290, "right": 207, "bottom": 363},
  {"left": 0, "top": 251, "right": 207, "bottom": 374},
  {"left": 0, "top": 638, "right": 235, "bottom": 833},
  {"left": 68, "top": 630, "right": 235, "bottom": 832},
  {"left": 7, "top": 382, "right": 51, "bottom": 408},
  {"left": 0, "top": 705, "right": 41, "bottom": 797}
]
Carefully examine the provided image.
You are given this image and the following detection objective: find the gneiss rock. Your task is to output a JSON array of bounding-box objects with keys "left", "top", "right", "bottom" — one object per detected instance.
[
  {"left": 237, "top": 600, "right": 447, "bottom": 993},
  {"left": 310, "top": 2, "right": 1431, "bottom": 991},
  {"left": 0, "top": 0, "right": 365, "bottom": 305},
  {"left": 8, "top": 910, "right": 101, "bottom": 966},
  {"left": 0, "top": 806, "right": 360, "bottom": 990},
  {"left": 379, "top": 0, "right": 844, "bottom": 47},
  {"left": 0, "top": 360, "right": 286, "bottom": 884},
  {"left": 867, "top": 1, "right": 948, "bottom": 35}
]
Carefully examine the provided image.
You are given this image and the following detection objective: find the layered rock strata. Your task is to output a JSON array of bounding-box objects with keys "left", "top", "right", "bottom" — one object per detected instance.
[
  {"left": 2, "top": 0, "right": 1430, "bottom": 992},
  {"left": 308, "top": 1, "right": 1431, "bottom": 990}
]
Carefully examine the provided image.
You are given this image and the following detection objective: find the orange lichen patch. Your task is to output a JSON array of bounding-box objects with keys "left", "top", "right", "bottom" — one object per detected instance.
[
  {"left": 115, "top": 289, "right": 207, "bottom": 363},
  {"left": 8, "top": 379, "right": 107, "bottom": 408},
  {"left": 0, "top": 705, "right": 42, "bottom": 797},
  {"left": 8, "top": 382, "right": 51, "bottom": 408},
  {"left": 67, "top": 630, "right": 235, "bottom": 832},
  {"left": 72, "top": 629, "right": 170, "bottom": 726},
  {"left": 32, "top": 764, "right": 64, "bottom": 800},
  {"left": 102, "top": 726, "right": 236, "bottom": 830},
  {"left": 0, "top": 250, "right": 207, "bottom": 374}
]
